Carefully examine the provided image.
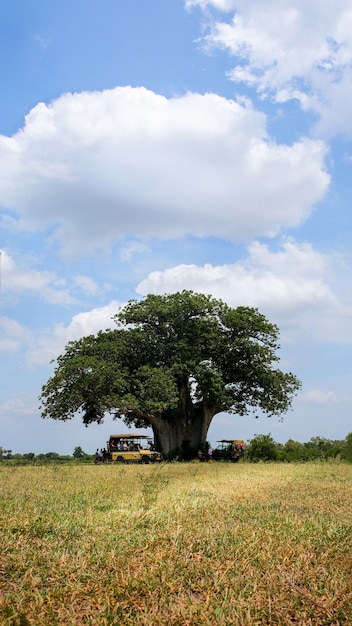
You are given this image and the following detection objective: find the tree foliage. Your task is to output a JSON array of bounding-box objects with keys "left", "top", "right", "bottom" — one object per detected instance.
[
  {"left": 72, "top": 446, "right": 87, "bottom": 459},
  {"left": 343, "top": 432, "right": 352, "bottom": 463},
  {"left": 246, "top": 433, "right": 278, "bottom": 462},
  {"left": 245, "top": 435, "right": 346, "bottom": 462},
  {"left": 40, "top": 291, "right": 301, "bottom": 457}
]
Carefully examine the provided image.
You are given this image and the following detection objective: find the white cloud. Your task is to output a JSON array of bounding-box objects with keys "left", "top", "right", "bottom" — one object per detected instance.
[
  {"left": 0, "top": 316, "right": 26, "bottom": 353},
  {"left": 72, "top": 275, "right": 101, "bottom": 297},
  {"left": 0, "top": 397, "right": 37, "bottom": 417},
  {"left": 120, "top": 240, "right": 150, "bottom": 262},
  {"left": 0, "top": 87, "right": 329, "bottom": 257},
  {"left": 136, "top": 240, "right": 351, "bottom": 342},
  {"left": 192, "top": 0, "right": 352, "bottom": 137},
  {"left": 0, "top": 249, "right": 113, "bottom": 305},
  {"left": 0, "top": 249, "right": 75, "bottom": 305},
  {"left": 27, "top": 300, "right": 121, "bottom": 365},
  {"left": 185, "top": 0, "right": 236, "bottom": 10},
  {"left": 300, "top": 388, "right": 337, "bottom": 405}
]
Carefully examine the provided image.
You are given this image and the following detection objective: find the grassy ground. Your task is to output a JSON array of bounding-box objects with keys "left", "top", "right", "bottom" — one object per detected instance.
[{"left": 0, "top": 461, "right": 351, "bottom": 625}]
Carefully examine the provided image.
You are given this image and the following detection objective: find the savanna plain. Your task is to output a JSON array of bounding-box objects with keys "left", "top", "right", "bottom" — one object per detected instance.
[{"left": 0, "top": 461, "right": 351, "bottom": 626}]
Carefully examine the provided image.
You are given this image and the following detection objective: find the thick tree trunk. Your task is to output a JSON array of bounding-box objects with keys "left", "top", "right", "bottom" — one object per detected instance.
[{"left": 148, "top": 403, "right": 215, "bottom": 458}]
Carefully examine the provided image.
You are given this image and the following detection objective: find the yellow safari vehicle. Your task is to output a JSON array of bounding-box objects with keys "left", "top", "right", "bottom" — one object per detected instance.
[
  {"left": 107, "top": 433, "right": 163, "bottom": 464},
  {"left": 212, "top": 439, "right": 246, "bottom": 463}
]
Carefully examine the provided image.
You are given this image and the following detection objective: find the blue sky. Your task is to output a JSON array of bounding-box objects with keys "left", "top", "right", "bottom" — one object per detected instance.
[{"left": 1, "top": 0, "right": 351, "bottom": 455}]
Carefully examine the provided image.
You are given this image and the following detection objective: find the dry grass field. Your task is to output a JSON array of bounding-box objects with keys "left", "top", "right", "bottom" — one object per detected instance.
[{"left": 1, "top": 461, "right": 351, "bottom": 625}]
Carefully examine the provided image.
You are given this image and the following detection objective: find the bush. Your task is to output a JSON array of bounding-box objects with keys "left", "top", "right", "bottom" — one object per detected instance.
[
  {"left": 344, "top": 433, "right": 352, "bottom": 463},
  {"left": 246, "top": 434, "right": 278, "bottom": 462}
]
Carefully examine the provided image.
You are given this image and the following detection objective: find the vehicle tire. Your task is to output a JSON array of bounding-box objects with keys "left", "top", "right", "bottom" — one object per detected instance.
[
  {"left": 141, "top": 455, "right": 150, "bottom": 464},
  {"left": 116, "top": 456, "right": 125, "bottom": 463}
]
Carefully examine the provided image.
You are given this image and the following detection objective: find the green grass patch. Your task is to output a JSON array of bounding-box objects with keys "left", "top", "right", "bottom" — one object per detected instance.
[{"left": 1, "top": 462, "right": 351, "bottom": 625}]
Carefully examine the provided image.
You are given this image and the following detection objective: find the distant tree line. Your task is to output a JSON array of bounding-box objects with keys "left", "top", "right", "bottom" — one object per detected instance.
[
  {"left": 245, "top": 433, "right": 352, "bottom": 463},
  {"left": 0, "top": 446, "right": 92, "bottom": 465},
  {"left": 1, "top": 435, "right": 352, "bottom": 465}
]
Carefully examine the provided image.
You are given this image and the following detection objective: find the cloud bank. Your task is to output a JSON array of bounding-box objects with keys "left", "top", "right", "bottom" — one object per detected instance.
[
  {"left": 137, "top": 240, "right": 350, "bottom": 342},
  {"left": 188, "top": 0, "right": 352, "bottom": 137},
  {"left": 0, "top": 87, "right": 329, "bottom": 257}
]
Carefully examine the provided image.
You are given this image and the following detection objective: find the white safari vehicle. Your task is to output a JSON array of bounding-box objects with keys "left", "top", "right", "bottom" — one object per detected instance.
[{"left": 107, "top": 433, "right": 163, "bottom": 464}]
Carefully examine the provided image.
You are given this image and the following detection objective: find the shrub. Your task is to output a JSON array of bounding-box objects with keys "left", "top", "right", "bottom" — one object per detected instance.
[
  {"left": 344, "top": 432, "right": 352, "bottom": 462},
  {"left": 246, "top": 433, "right": 278, "bottom": 462}
]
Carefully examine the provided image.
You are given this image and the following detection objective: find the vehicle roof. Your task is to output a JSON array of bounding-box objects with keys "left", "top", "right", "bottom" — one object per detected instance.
[
  {"left": 216, "top": 439, "right": 245, "bottom": 443},
  {"left": 109, "top": 433, "right": 149, "bottom": 439}
]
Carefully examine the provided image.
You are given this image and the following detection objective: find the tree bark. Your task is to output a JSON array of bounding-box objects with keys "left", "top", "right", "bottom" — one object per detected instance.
[{"left": 148, "top": 403, "right": 216, "bottom": 458}]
